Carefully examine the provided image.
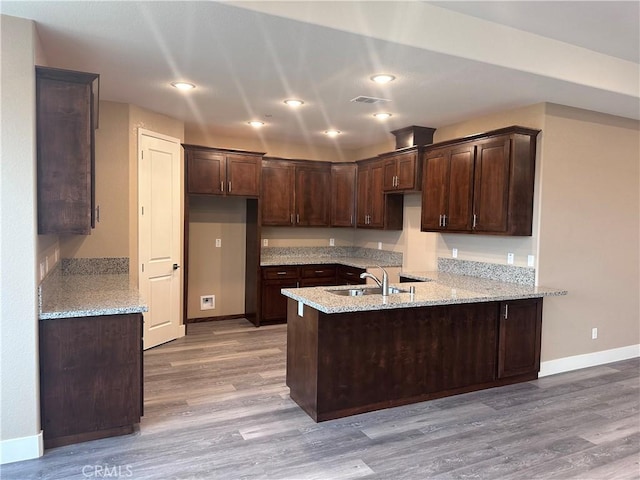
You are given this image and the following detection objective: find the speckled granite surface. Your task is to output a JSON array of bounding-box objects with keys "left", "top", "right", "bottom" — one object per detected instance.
[
  {"left": 39, "top": 268, "right": 147, "bottom": 320},
  {"left": 437, "top": 257, "right": 535, "bottom": 285},
  {"left": 281, "top": 272, "right": 566, "bottom": 314},
  {"left": 61, "top": 257, "right": 129, "bottom": 275},
  {"left": 261, "top": 247, "right": 402, "bottom": 267}
]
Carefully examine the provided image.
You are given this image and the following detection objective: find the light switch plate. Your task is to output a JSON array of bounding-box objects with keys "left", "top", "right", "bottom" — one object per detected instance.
[{"left": 215, "top": 238, "right": 221, "bottom": 248}]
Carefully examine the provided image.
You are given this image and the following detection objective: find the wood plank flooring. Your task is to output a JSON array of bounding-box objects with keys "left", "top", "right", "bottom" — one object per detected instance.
[{"left": 2, "top": 319, "right": 638, "bottom": 479}]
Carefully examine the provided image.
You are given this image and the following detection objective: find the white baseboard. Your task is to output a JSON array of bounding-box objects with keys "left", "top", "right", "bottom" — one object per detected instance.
[
  {"left": 539, "top": 344, "right": 640, "bottom": 377},
  {"left": 0, "top": 431, "right": 43, "bottom": 465}
]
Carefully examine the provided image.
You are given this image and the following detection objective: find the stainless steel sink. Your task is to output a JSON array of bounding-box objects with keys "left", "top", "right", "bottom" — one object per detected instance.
[{"left": 328, "top": 286, "right": 409, "bottom": 296}]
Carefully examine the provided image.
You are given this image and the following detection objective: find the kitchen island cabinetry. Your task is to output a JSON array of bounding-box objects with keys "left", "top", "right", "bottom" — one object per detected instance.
[
  {"left": 184, "top": 145, "right": 262, "bottom": 196},
  {"left": 421, "top": 126, "right": 540, "bottom": 236},
  {"left": 283, "top": 276, "right": 562, "bottom": 422},
  {"left": 36, "top": 66, "right": 99, "bottom": 235},
  {"left": 39, "top": 313, "right": 143, "bottom": 448}
]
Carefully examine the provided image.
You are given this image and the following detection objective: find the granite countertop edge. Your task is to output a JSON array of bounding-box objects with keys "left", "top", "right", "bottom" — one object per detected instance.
[
  {"left": 39, "top": 272, "right": 148, "bottom": 321},
  {"left": 260, "top": 256, "right": 402, "bottom": 268},
  {"left": 282, "top": 271, "right": 567, "bottom": 314}
]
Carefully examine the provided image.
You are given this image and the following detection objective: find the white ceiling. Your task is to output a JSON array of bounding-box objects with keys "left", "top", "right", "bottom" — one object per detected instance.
[{"left": 2, "top": 1, "right": 638, "bottom": 150}]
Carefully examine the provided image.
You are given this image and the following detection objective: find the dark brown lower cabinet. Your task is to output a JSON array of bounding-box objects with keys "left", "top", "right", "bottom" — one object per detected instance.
[
  {"left": 287, "top": 298, "right": 543, "bottom": 421},
  {"left": 39, "top": 313, "right": 143, "bottom": 448}
]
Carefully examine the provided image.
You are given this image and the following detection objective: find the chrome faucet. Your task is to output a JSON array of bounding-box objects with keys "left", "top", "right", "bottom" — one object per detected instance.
[{"left": 360, "top": 266, "right": 390, "bottom": 296}]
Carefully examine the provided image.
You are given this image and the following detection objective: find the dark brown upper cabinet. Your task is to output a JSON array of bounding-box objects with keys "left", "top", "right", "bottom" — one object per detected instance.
[
  {"left": 183, "top": 144, "right": 263, "bottom": 197},
  {"left": 261, "top": 158, "right": 331, "bottom": 227},
  {"left": 356, "top": 159, "right": 403, "bottom": 230},
  {"left": 382, "top": 148, "right": 422, "bottom": 192},
  {"left": 36, "top": 66, "right": 99, "bottom": 235},
  {"left": 330, "top": 163, "right": 356, "bottom": 227},
  {"left": 421, "top": 126, "right": 540, "bottom": 236}
]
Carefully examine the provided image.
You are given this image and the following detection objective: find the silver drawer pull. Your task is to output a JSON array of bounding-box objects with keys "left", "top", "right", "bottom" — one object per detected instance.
[{"left": 277, "top": 272, "right": 288, "bottom": 275}]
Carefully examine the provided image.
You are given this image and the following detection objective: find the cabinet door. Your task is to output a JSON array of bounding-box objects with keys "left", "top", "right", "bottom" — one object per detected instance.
[
  {"left": 441, "top": 302, "right": 497, "bottom": 390},
  {"left": 356, "top": 165, "right": 370, "bottom": 227},
  {"left": 37, "top": 69, "right": 98, "bottom": 235},
  {"left": 261, "top": 279, "right": 299, "bottom": 322},
  {"left": 368, "top": 161, "right": 386, "bottom": 228},
  {"left": 331, "top": 164, "right": 356, "bottom": 227},
  {"left": 187, "top": 150, "right": 225, "bottom": 195},
  {"left": 382, "top": 157, "right": 397, "bottom": 191},
  {"left": 296, "top": 164, "right": 330, "bottom": 226},
  {"left": 473, "top": 137, "right": 511, "bottom": 233},
  {"left": 261, "top": 161, "right": 295, "bottom": 225},
  {"left": 226, "top": 154, "right": 261, "bottom": 196},
  {"left": 396, "top": 151, "right": 420, "bottom": 190},
  {"left": 498, "top": 298, "right": 542, "bottom": 378},
  {"left": 421, "top": 149, "right": 449, "bottom": 231},
  {"left": 446, "top": 144, "right": 475, "bottom": 231}
]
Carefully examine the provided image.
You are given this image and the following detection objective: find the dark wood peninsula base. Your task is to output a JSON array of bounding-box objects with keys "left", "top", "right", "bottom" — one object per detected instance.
[{"left": 286, "top": 297, "right": 542, "bottom": 421}]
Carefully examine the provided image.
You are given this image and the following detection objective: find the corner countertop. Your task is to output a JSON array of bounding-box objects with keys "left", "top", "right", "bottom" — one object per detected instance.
[
  {"left": 281, "top": 271, "right": 567, "bottom": 314},
  {"left": 260, "top": 256, "right": 401, "bottom": 268},
  {"left": 39, "top": 270, "right": 148, "bottom": 320}
]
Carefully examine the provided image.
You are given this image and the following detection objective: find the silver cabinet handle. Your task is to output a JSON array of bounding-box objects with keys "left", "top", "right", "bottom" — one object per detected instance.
[
  {"left": 290, "top": 213, "right": 294, "bottom": 224},
  {"left": 438, "top": 214, "right": 442, "bottom": 227},
  {"left": 277, "top": 271, "right": 287, "bottom": 275},
  {"left": 228, "top": 181, "right": 231, "bottom": 193},
  {"left": 472, "top": 214, "right": 477, "bottom": 229},
  {"left": 442, "top": 214, "right": 447, "bottom": 227},
  {"left": 220, "top": 181, "right": 224, "bottom": 192},
  {"left": 504, "top": 304, "right": 509, "bottom": 319},
  {"left": 350, "top": 214, "right": 353, "bottom": 225},
  {"left": 296, "top": 214, "right": 300, "bottom": 224}
]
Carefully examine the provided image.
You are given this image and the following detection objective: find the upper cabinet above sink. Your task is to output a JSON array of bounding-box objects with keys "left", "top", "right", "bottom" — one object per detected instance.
[{"left": 421, "top": 126, "right": 540, "bottom": 236}]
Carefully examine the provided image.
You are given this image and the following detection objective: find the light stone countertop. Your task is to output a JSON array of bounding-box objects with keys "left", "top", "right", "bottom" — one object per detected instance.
[
  {"left": 39, "top": 271, "right": 148, "bottom": 320},
  {"left": 281, "top": 271, "right": 567, "bottom": 314},
  {"left": 260, "top": 255, "right": 401, "bottom": 268}
]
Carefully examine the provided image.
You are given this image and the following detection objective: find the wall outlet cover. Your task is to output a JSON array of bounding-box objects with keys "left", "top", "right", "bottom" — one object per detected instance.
[
  {"left": 263, "top": 239, "right": 268, "bottom": 247},
  {"left": 215, "top": 238, "right": 221, "bottom": 248},
  {"left": 378, "top": 242, "right": 382, "bottom": 250},
  {"left": 507, "top": 253, "right": 515, "bottom": 265},
  {"left": 452, "top": 248, "right": 458, "bottom": 258},
  {"left": 527, "top": 255, "right": 535, "bottom": 267},
  {"left": 200, "top": 295, "right": 215, "bottom": 310},
  {"left": 329, "top": 238, "right": 335, "bottom": 246}
]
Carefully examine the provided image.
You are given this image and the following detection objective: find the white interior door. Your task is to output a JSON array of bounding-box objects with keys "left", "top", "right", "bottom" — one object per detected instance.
[{"left": 138, "top": 129, "right": 183, "bottom": 349}]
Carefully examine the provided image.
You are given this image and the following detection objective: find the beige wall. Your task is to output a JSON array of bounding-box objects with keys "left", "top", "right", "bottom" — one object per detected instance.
[
  {"left": 537, "top": 104, "right": 640, "bottom": 361},
  {"left": 1, "top": 14, "right": 42, "bottom": 462},
  {"left": 188, "top": 196, "right": 247, "bottom": 318},
  {"left": 60, "top": 101, "right": 130, "bottom": 259}
]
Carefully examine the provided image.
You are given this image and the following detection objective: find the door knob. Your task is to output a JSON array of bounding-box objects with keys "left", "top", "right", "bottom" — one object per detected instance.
[{"left": 173, "top": 263, "right": 180, "bottom": 270}]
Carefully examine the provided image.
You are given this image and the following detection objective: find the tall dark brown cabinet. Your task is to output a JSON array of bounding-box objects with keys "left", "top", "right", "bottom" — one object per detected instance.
[{"left": 36, "top": 66, "right": 99, "bottom": 235}]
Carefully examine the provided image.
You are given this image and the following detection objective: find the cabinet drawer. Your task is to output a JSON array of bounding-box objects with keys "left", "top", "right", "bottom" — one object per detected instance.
[
  {"left": 300, "top": 265, "right": 336, "bottom": 279},
  {"left": 336, "top": 265, "right": 366, "bottom": 285},
  {"left": 262, "top": 266, "right": 299, "bottom": 280}
]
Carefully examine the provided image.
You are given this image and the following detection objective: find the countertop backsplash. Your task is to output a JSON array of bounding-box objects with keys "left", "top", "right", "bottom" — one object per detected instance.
[
  {"left": 437, "top": 257, "right": 535, "bottom": 286},
  {"left": 261, "top": 246, "right": 403, "bottom": 265}
]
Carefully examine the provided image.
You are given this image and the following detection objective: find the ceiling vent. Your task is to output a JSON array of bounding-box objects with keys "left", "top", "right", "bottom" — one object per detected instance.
[{"left": 350, "top": 96, "right": 391, "bottom": 104}]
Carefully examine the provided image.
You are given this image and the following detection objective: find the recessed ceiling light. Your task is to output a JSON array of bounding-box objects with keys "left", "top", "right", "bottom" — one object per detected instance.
[
  {"left": 171, "top": 81, "right": 196, "bottom": 90},
  {"left": 370, "top": 74, "right": 396, "bottom": 84},
  {"left": 373, "top": 113, "right": 392, "bottom": 120},
  {"left": 284, "top": 99, "right": 304, "bottom": 107},
  {"left": 248, "top": 121, "right": 265, "bottom": 128},
  {"left": 324, "top": 129, "right": 341, "bottom": 137}
]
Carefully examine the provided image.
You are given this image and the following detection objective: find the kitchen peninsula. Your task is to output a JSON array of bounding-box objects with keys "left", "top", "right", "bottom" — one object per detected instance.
[{"left": 282, "top": 271, "right": 566, "bottom": 421}]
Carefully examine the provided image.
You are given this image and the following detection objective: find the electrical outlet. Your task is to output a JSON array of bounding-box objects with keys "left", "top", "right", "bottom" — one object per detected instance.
[
  {"left": 452, "top": 248, "right": 458, "bottom": 258},
  {"left": 263, "top": 239, "right": 268, "bottom": 247},
  {"left": 527, "top": 255, "right": 535, "bottom": 267},
  {"left": 592, "top": 327, "right": 598, "bottom": 340},
  {"left": 329, "top": 238, "right": 335, "bottom": 246},
  {"left": 215, "top": 238, "right": 221, "bottom": 248},
  {"left": 507, "top": 253, "right": 514, "bottom": 265},
  {"left": 200, "top": 295, "right": 215, "bottom": 310},
  {"left": 378, "top": 242, "right": 383, "bottom": 250}
]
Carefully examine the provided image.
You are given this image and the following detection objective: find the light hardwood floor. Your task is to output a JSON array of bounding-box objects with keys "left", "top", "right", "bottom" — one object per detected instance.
[{"left": 2, "top": 319, "right": 639, "bottom": 479}]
